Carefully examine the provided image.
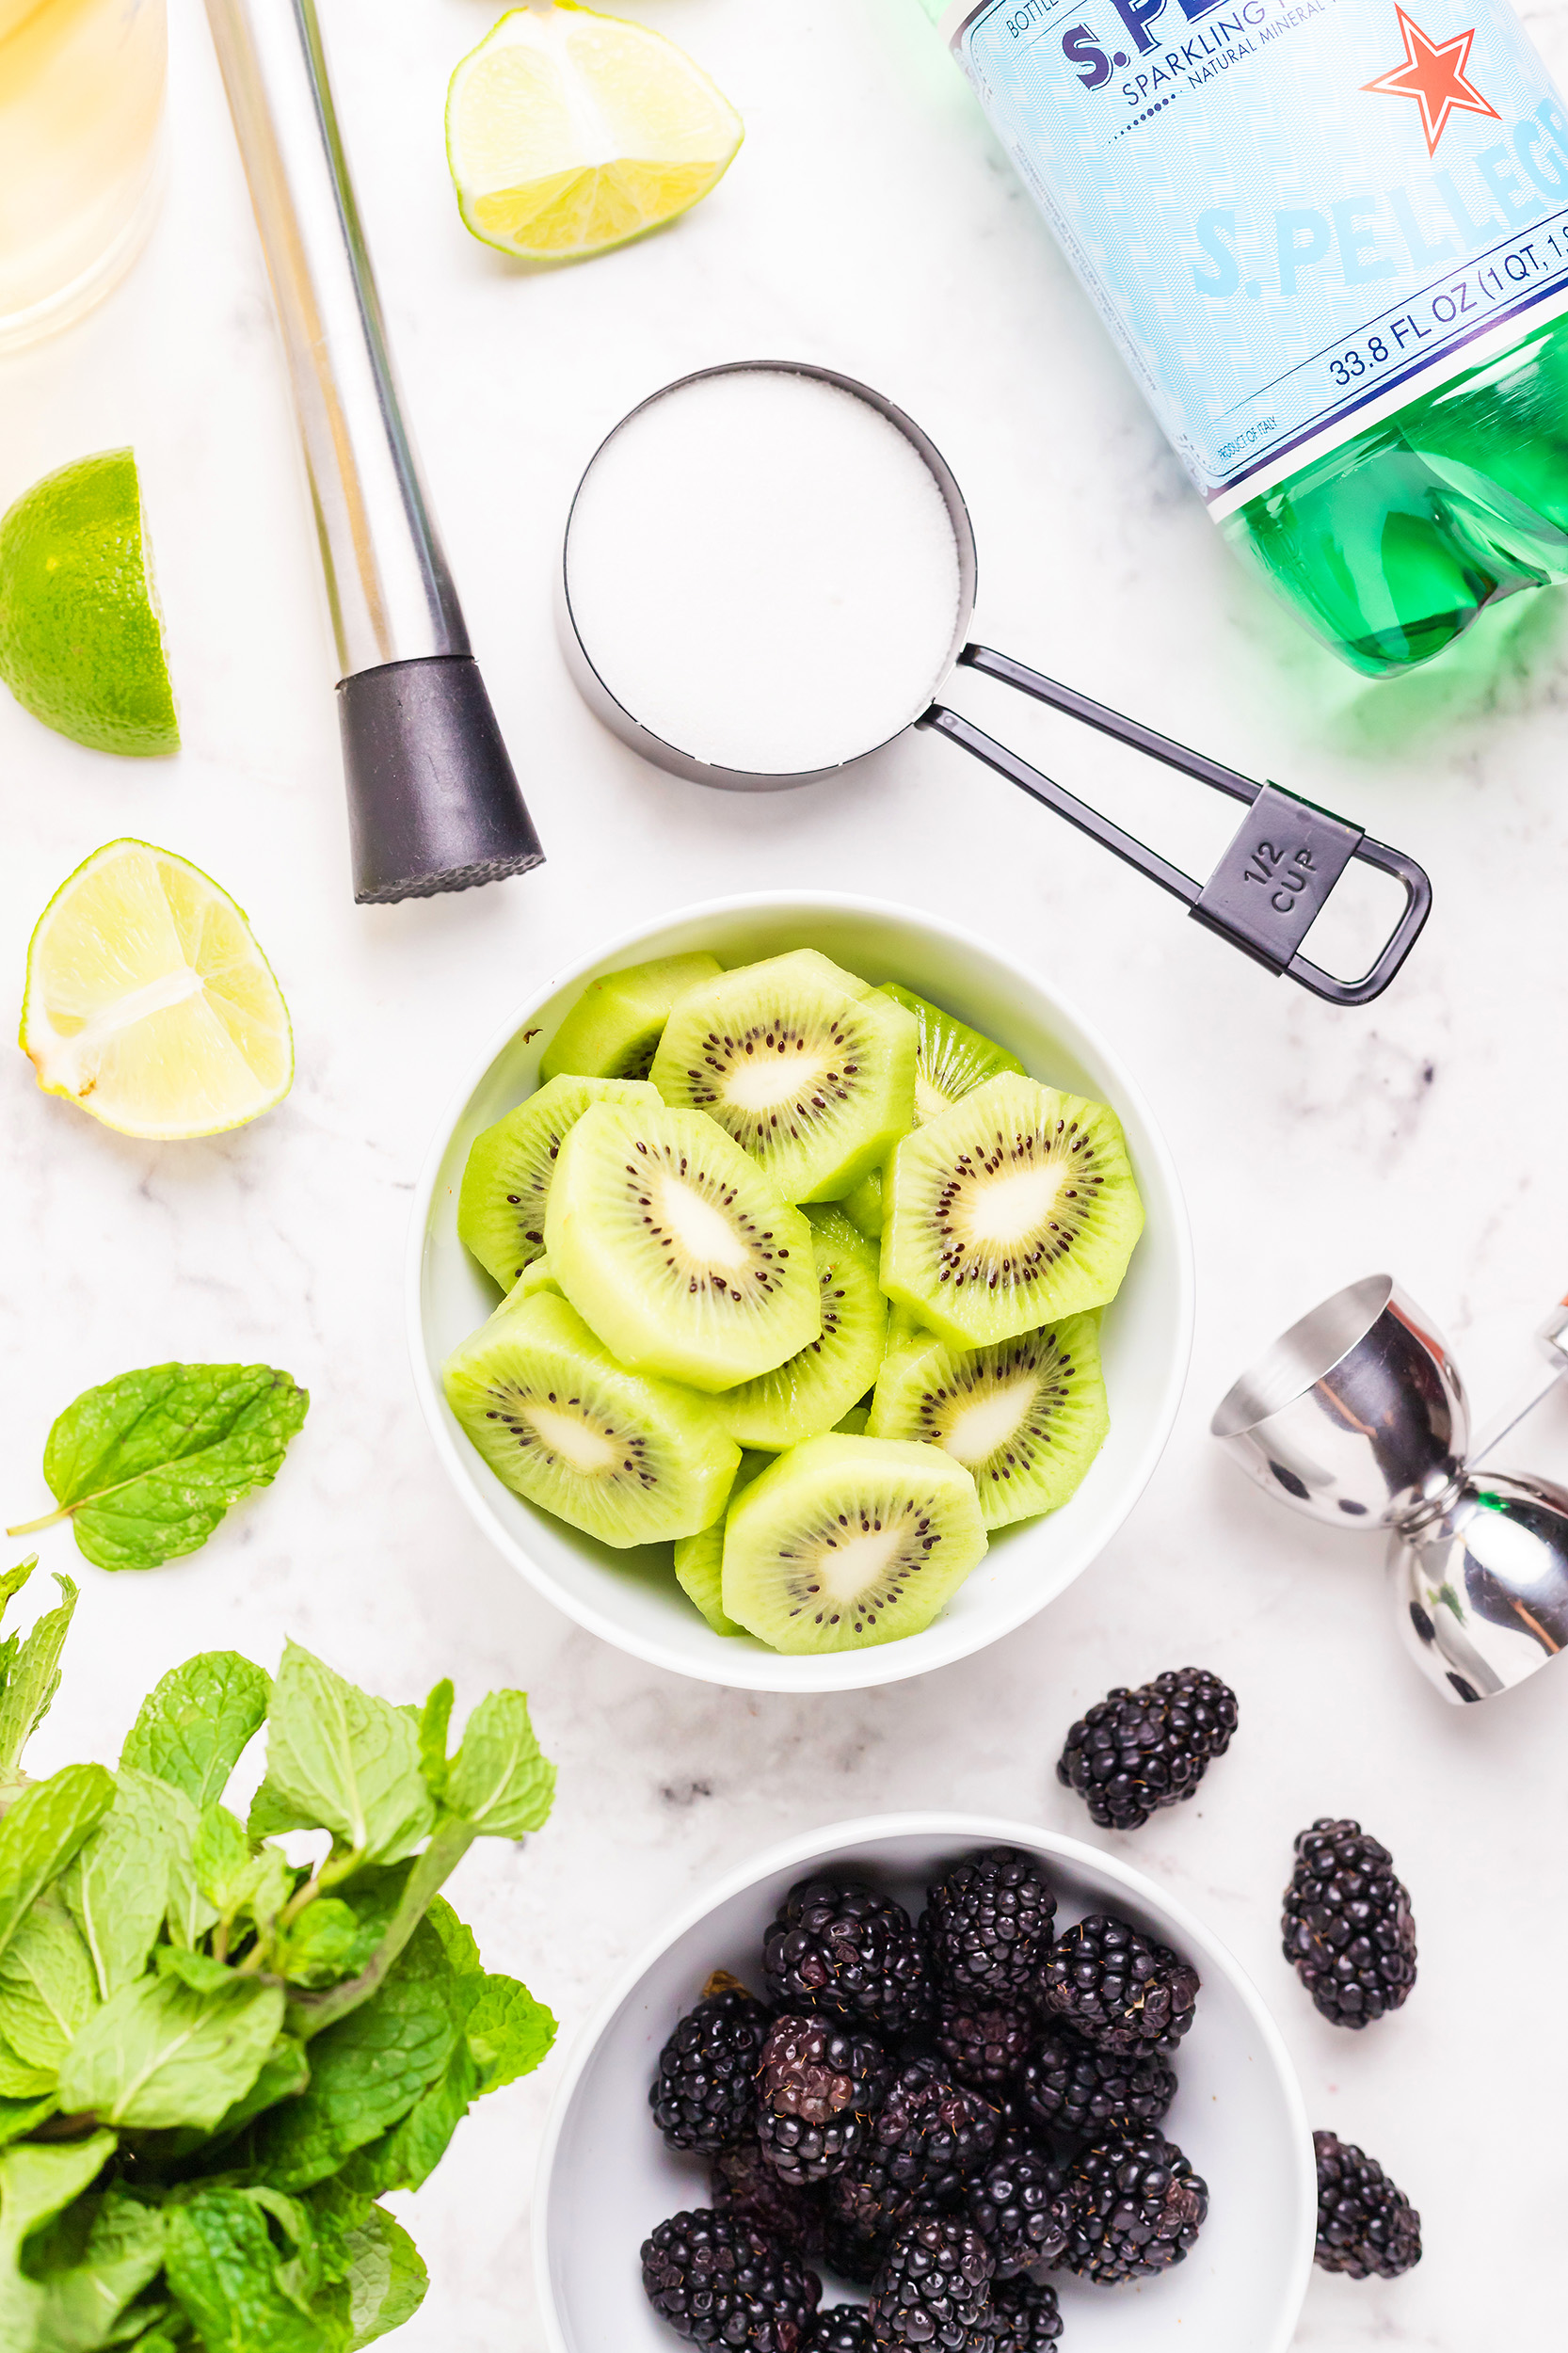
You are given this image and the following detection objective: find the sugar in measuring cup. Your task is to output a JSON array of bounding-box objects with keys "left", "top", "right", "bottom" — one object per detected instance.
[{"left": 560, "top": 362, "right": 1431, "bottom": 1007}]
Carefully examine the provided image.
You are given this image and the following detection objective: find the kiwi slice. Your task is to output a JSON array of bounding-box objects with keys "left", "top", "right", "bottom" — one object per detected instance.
[
  {"left": 879, "top": 984, "right": 1025, "bottom": 1126},
  {"left": 674, "top": 1450, "right": 771, "bottom": 1637},
  {"left": 881, "top": 1073, "right": 1144, "bottom": 1348},
  {"left": 458, "top": 1075, "right": 660, "bottom": 1291},
  {"left": 441, "top": 1289, "right": 740, "bottom": 1547},
  {"left": 649, "top": 951, "right": 918, "bottom": 1204},
  {"left": 714, "top": 1208, "right": 888, "bottom": 1450},
  {"left": 833, "top": 1402, "right": 872, "bottom": 1436},
  {"left": 539, "top": 951, "right": 723, "bottom": 1082},
  {"left": 868, "top": 1313, "right": 1108, "bottom": 1529},
  {"left": 545, "top": 1096, "right": 820, "bottom": 1392},
  {"left": 721, "top": 1433, "right": 987, "bottom": 1654},
  {"left": 838, "top": 1168, "right": 885, "bottom": 1242},
  {"left": 510, "top": 1257, "right": 563, "bottom": 1302}
]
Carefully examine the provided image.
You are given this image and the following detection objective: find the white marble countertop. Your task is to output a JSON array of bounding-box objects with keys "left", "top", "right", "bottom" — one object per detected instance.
[{"left": 5, "top": 0, "right": 1568, "bottom": 2342}]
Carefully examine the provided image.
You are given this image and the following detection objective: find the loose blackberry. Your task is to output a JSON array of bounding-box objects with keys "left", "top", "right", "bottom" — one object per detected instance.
[
  {"left": 1051, "top": 2131, "right": 1208, "bottom": 2283},
  {"left": 758, "top": 2015, "right": 892, "bottom": 2186},
  {"left": 1017, "top": 2025, "right": 1177, "bottom": 2141},
  {"left": 1283, "top": 1821, "right": 1416, "bottom": 2028},
  {"left": 1313, "top": 2130, "right": 1422, "bottom": 2279},
  {"left": 963, "top": 2144, "right": 1069, "bottom": 2276},
  {"left": 988, "top": 2278, "right": 1063, "bottom": 2352},
  {"left": 801, "top": 2312, "right": 875, "bottom": 2353},
  {"left": 712, "top": 2137, "right": 828, "bottom": 2259},
  {"left": 869, "top": 2217, "right": 995, "bottom": 2351},
  {"left": 870, "top": 2058, "right": 1000, "bottom": 2199},
  {"left": 766, "top": 1880, "right": 935, "bottom": 2039},
  {"left": 650, "top": 1985, "right": 772, "bottom": 2154},
  {"left": 933, "top": 1997, "right": 1036, "bottom": 2091},
  {"left": 1057, "top": 1667, "right": 1239, "bottom": 1831},
  {"left": 1040, "top": 1914, "right": 1199, "bottom": 2054},
  {"left": 641, "top": 2210, "right": 823, "bottom": 2351},
  {"left": 921, "top": 1849, "right": 1057, "bottom": 2000},
  {"left": 826, "top": 2147, "right": 936, "bottom": 2249}
]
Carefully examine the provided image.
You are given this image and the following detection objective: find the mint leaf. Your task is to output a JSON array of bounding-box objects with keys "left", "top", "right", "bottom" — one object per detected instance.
[
  {"left": 338, "top": 2041, "right": 478, "bottom": 2197},
  {"left": 121, "top": 1653, "right": 270, "bottom": 1808},
  {"left": 189, "top": 1805, "right": 252, "bottom": 1918},
  {"left": 274, "top": 1900, "right": 360, "bottom": 1989},
  {"left": 22, "top": 1365, "right": 310, "bottom": 1573},
  {"left": 56, "top": 1971, "right": 283, "bottom": 2131},
  {"left": 60, "top": 1770, "right": 174, "bottom": 1999},
  {"left": 0, "top": 2034, "right": 55, "bottom": 2098},
  {"left": 155, "top": 1949, "right": 236, "bottom": 1996},
  {"left": 120, "top": 1776, "right": 216, "bottom": 1953},
  {"left": 249, "top": 1645, "right": 433, "bottom": 1871},
  {"left": 0, "top": 1892, "right": 98, "bottom": 2070},
  {"left": 0, "top": 2134, "right": 117, "bottom": 2349},
  {"left": 0, "top": 1577, "right": 79, "bottom": 1779},
  {"left": 342, "top": 2206, "right": 426, "bottom": 2349},
  {"left": 31, "top": 2187, "right": 165, "bottom": 2353},
  {"left": 466, "top": 1972, "right": 556, "bottom": 2092},
  {"left": 0, "top": 2093, "right": 56, "bottom": 2145},
  {"left": 424, "top": 1895, "right": 481, "bottom": 1979},
  {"left": 416, "top": 1682, "right": 452, "bottom": 1805},
  {"left": 0, "top": 1765, "right": 116, "bottom": 1965},
  {"left": 252, "top": 1920, "right": 461, "bottom": 2191},
  {"left": 443, "top": 1689, "right": 554, "bottom": 1837},
  {"left": 164, "top": 2188, "right": 322, "bottom": 2353}
]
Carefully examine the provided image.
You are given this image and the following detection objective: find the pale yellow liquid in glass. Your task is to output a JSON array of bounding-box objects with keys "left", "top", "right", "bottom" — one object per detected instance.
[{"left": 0, "top": 0, "right": 165, "bottom": 345}]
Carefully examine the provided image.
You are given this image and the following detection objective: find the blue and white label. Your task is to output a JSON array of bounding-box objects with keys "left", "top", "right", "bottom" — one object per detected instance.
[{"left": 944, "top": 0, "right": 1568, "bottom": 510}]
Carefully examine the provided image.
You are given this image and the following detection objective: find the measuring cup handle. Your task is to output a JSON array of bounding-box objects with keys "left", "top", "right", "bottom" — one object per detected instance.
[{"left": 921, "top": 644, "right": 1432, "bottom": 1007}]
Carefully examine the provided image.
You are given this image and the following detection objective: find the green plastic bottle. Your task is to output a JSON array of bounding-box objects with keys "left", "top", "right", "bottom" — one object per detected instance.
[{"left": 917, "top": 0, "right": 1568, "bottom": 673}]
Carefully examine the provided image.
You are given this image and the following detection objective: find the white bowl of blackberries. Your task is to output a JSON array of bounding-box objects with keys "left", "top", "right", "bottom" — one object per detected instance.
[{"left": 536, "top": 1809, "right": 1330, "bottom": 2351}]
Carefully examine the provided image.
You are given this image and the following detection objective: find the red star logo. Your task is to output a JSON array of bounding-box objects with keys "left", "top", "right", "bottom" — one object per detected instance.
[{"left": 1363, "top": 8, "right": 1499, "bottom": 154}]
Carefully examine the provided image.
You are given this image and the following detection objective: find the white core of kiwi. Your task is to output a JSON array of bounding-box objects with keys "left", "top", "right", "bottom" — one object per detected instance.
[
  {"left": 520, "top": 1403, "right": 622, "bottom": 1475},
  {"left": 939, "top": 1374, "right": 1041, "bottom": 1465},
  {"left": 651, "top": 1166, "right": 757, "bottom": 1277},
  {"left": 722, "top": 1046, "right": 840, "bottom": 1113},
  {"left": 777, "top": 1501, "right": 943, "bottom": 1634},
  {"left": 958, "top": 1162, "right": 1068, "bottom": 1249}
]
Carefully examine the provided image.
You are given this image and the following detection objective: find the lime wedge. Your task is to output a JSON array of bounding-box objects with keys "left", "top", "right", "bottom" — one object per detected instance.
[
  {"left": 446, "top": 2, "right": 743, "bottom": 263},
  {"left": 0, "top": 449, "right": 178, "bottom": 758},
  {"left": 21, "top": 840, "right": 293, "bottom": 1140}
]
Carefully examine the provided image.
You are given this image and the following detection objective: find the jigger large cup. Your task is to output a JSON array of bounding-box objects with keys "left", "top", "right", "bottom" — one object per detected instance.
[{"left": 1213, "top": 1275, "right": 1568, "bottom": 1704}]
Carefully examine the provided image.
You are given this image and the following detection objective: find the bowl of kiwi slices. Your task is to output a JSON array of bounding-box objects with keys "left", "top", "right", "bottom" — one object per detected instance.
[
  {"left": 533, "top": 1815, "right": 1315, "bottom": 2353},
  {"left": 408, "top": 895, "right": 1192, "bottom": 1689}
]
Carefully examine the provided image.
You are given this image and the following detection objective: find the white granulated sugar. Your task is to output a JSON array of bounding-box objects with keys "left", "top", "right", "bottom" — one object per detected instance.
[{"left": 565, "top": 371, "right": 964, "bottom": 775}]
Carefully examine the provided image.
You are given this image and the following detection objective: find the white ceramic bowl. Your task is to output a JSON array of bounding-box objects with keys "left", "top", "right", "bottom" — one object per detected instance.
[
  {"left": 408, "top": 895, "right": 1193, "bottom": 1690},
  {"left": 534, "top": 1815, "right": 1316, "bottom": 2353}
]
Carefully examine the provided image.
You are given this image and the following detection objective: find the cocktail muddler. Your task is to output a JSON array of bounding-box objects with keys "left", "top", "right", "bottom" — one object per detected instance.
[
  {"left": 1213, "top": 1275, "right": 1568, "bottom": 1706},
  {"left": 204, "top": 0, "right": 543, "bottom": 904}
]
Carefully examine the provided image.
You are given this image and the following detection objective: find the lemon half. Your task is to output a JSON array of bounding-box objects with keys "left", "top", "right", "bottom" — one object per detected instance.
[
  {"left": 446, "top": 2, "right": 743, "bottom": 263},
  {"left": 21, "top": 840, "right": 293, "bottom": 1141}
]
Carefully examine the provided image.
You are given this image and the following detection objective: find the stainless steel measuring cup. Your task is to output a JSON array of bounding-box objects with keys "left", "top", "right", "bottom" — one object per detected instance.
[
  {"left": 1214, "top": 1274, "right": 1568, "bottom": 1704},
  {"left": 561, "top": 361, "right": 1431, "bottom": 1007}
]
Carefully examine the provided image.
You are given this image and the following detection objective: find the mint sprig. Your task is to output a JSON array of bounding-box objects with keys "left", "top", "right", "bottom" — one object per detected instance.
[
  {"left": 8, "top": 1364, "right": 309, "bottom": 1571},
  {"left": 0, "top": 1569, "right": 556, "bottom": 2347}
]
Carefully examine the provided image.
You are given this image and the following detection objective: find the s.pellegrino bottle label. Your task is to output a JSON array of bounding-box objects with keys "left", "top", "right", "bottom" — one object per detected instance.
[{"left": 940, "top": 0, "right": 1568, "bottom": 512}]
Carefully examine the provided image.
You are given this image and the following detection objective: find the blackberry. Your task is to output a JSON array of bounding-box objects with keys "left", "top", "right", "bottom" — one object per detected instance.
[
  {"left": 650, "top": 1985, "right": 772, "bottom": 2154},
  {"left": 921, "top": 1849, "right": 1057, "bottom": 2000},
  {"left": 1040, "top": 1914, "right": 1199, "bottom": 2054},
  {"left": 801, "top": 2313, "right": 875, "bottom": 2353},
  {"left": 1057, "top": 1667, "right": 1239, "bottom": 1831},
  {"left": 712, "top": 2137, "right": 828, "bottom": 2259},
  {"left": 1051, "top": 2131, "right": 1208, "bottom": 2283},
  {"left": 1016, "top": 2025, "right": 1177, "bottom": 2141},
  {"left": 933, "top": 1997, "right": 1036, "bottom": 2091},
  {"left": 641, "top": 2210, "right": 823, "bottom": 2351},
  {"left": 869, "top": 2058, "right": 1000, "bottom": 2199},
  {"left": 826, "top": 2146, "right": 936, "bottom": 2249},
  {"left": 988, "top": 2279, "right": 1063, "bottom": 2352},
  {"left": 963, "top": 2143, "right": 1069, "bottom": 2276},
  {"left": 869, "top": 2217, "right": 995, "bottom": 2351},
  {"left": 766, "top": 1880, "right": 935, "bottom": 2039},
  {"left": 1283, "top": 1821, "right": 1416, "bottom": 2028},
  {"left": 1313, "top": 2130, "right": 1422, "bottom": 2279},
  {"left": 758, "top": 2015, "right": 892, "bottom": 2186},
  {"left": 821, "top": 2216, "right": 893, "bottom": 2289}
]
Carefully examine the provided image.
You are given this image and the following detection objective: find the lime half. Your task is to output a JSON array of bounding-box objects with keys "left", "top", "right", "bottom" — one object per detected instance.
[
  {"left": 447, "top": 3, "right": 744, "bottom": 264},
  {"left": 21, "top": 840, "right": 293, "bottom": 1140},
  {"left": 0, "top": 449, "right": 178, "bottom": 757}
]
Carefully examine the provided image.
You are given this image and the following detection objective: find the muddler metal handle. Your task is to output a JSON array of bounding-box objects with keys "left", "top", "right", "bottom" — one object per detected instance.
[{"left": 203, "top": 0, "right": 544, "bottom": 904}]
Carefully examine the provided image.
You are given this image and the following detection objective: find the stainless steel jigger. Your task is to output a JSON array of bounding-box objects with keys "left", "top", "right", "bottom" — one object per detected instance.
[
  {"left": 1213, "top": 1276, "right": 1568, "bottom": 1705},
  {"left": 204, "top": 0, "right": 543, "bottom": 903}
]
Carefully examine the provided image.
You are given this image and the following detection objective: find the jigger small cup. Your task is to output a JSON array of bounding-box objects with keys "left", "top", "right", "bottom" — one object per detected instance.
[{"left": 1213, "top": 1274, "right": 1568, "bottom": 1705}]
